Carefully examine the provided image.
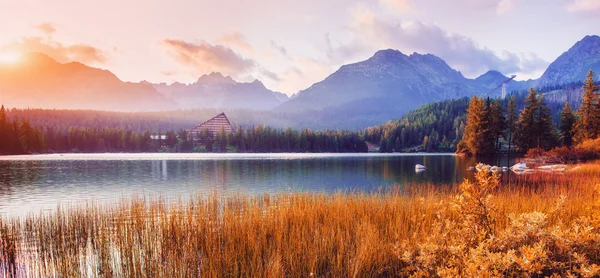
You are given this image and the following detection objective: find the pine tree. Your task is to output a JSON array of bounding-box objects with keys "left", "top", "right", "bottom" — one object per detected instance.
[
  {"left": 489, "top": 99, "right": 506, "bottom": 150},
  {"left": 536, "top": 96, "right": 557, "bottom": 150},
  {"left": 458, "top": 96, "right": 493, "bottom": 156},
  {"left": 394, "top": 137, "right": 401, "bottom": 152},
  {"left": 559, "top": 102, "right": 576, "bottom": 147},
  {"left": 574, "top": 70, "right": 600, "bottom": 143},
  {"left": 514, "top": 89, "right": 538, "bottom": 151},
  {"left": 505, "top": 95, "right": 517, "bottom": 154},
  {"left": 515, "top": 89, "right": 557, "bottom": 151}
]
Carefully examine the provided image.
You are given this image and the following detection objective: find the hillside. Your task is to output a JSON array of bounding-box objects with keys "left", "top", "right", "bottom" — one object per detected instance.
[
  {"left": 364, "top": 82, "right": 587, "bottom": 152},
  {"left": 536, "top": 35, "right": 600, "bottom": 87}
]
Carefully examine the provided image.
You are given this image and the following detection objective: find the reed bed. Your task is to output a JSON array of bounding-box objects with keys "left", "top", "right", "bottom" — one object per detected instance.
[{"left": 1, "top": 163, "right": 600, "bottom": 277}]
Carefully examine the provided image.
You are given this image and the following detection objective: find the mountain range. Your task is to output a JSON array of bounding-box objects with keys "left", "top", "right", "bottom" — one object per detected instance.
[
  {"left": 0, "top": 53, "right": 175, "bottom": 111},
  {"left": 149, "top": 72, "right": 288, "bottom": 110},
  {"left": 0, "top": 35, "right": 598, "bottom": 128}
]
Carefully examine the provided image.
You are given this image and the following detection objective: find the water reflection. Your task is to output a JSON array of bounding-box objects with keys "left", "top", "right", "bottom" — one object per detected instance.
[{"left": 0, "top": 153, "right": 517, "bottom": 216}]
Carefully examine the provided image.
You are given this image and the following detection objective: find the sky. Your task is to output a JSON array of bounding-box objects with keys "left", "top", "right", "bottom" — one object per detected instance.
[{"left": 0, "top": 0, "right": 598, "bottom": 95}]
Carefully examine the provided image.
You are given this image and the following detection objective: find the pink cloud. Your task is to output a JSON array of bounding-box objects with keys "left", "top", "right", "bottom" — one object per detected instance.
[
  {"left": 217, "top": 32, "right": 254, "bottom": 54},
  {"left": 34, "top": 22, "right": 56, "bottom": 35},
  {"left": 163, "top": 39, "right": 256, "bottom": 77},
  {"left": 0, "top": 36, "right": 107, "bottom": 64}
]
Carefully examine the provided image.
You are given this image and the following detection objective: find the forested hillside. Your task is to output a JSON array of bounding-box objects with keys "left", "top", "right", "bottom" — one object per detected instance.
[{"left": 365, "top": 81, "right": 586, "bottom": 153}]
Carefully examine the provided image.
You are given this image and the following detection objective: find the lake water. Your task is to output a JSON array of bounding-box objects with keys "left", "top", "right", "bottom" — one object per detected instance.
[{"left": 0, "top": 153, "right": 516, "bottom": 216}]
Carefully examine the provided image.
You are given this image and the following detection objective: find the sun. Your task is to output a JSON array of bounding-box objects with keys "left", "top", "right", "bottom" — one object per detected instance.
[{"left": 0, "top": 52, "right": 22, "bottom": 64}]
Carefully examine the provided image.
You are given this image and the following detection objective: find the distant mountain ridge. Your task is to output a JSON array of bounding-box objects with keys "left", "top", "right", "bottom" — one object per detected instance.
[
  {"left": 0, "top": 53, "right": 175, "bottom": 111},
  {"left": 276, "top": 35, "right": 600, "bottom": 123},
  {"left": 1, "top": 34, "right": 599, "bottom": 129},
  {"left": 536, "top": 35, "right": 600, "bottom": 87},
  {"left": 276, "top": 49, "right": 531, "bottom": 120},
  {"left": 150, "top": 72, "right": 288, "bottom": 110}
]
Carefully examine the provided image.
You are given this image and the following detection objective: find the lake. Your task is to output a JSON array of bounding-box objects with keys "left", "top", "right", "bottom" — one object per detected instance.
[{"left": 0, "top": 153, "right": 516, "bottom": 216}]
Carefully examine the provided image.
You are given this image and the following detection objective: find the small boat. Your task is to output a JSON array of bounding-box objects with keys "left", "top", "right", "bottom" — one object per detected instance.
[
  {"left": 510, "top": 162, "right": 528, "bottom": 171},
  {"left": 501, "top": 166, "right": 509, "bottom": 172},
  {"left": 415, "top": 164, "right": 426, "bottom": 171}
]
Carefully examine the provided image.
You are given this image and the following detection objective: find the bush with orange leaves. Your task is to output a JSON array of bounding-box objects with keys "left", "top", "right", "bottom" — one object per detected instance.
[{"left": 397, "top": 163, "right": 600, "bottom": 277}]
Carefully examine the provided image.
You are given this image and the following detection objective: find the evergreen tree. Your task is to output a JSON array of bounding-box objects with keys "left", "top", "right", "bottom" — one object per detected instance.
[
  {"left": 574, "top": 70, "right": 600, "bottom": 143},
  {"left": 559, "top": 102, "right": 576, "bottom": 147},
  {"left": 515, "top": 89, "right": 557, "bottom": 151},
  {"left": 514, "top": 89, "right": 539, "bottom": 151},
  {"left": 536, "top": 96, "right": 558, "bottom": 150},
  {"left": 394, "top": 137, "right": 401, "bottom": 152},
  {"left": 458, "top": 96, "right": 493, "bottom": 156},
  {"left": 505, "top": 95, "right": 517, "bottom": 154},
  {"left": 489, "top": 99, "right": 506, "bottom": 150}
]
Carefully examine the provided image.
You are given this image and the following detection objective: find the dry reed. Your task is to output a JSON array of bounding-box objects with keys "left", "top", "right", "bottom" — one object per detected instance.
[{"left": 0, "top": 162, "right": 599, "bottom": 277}]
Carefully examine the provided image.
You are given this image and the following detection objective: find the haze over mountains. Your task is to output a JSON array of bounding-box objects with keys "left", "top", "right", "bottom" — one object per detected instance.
[
  {"left": 149, "top": 72, "right": 288, "bottom": 110},
  {"left": 0, "top": 53, "right": 175, "bottom": 111},
  {"left": 0, "top": 35, "right": 598, "bottom": 129}
]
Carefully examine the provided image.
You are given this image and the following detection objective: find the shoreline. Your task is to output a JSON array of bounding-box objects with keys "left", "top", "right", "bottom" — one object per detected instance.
[{"left": 0, "top": 152, "right": 458, "bottom": 161}]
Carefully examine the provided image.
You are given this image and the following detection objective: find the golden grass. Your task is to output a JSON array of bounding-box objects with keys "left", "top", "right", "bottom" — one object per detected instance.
[{"left": 0, "top": 162, "right": 600, "bottom": 277}]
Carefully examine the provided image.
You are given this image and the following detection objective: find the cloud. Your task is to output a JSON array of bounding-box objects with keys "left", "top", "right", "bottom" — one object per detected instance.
[
  {"left": 270, "top": 40, "right": 288, "bottom": 56},
  {"left": 379, "top": 0, "right": 414, "bottom": 13},
  {"left": 260, "top": 68, "right": 282, "bottom": 81},
  {"left": 217, "top": 32, "right": 254, "bottom": 53},
  {"left": 567, "top": 0, "right": 600, "bottom": 14},
  {"left": 163, "top": 39, "right": 256, "bottom": 77},
  {"left": 0, "top": 36, "right": 107, "bottom": 64},
  {"left": 34, "top": 22, "right": 56, "bottom": 35},
  {"left": 336, "top": 8, "right": 548, "bottom": 77}
]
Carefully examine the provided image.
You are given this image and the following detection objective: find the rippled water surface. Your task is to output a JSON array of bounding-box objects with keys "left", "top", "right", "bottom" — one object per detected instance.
[{"left": 0, "top": 153, "right": 516, "bottom": 216}]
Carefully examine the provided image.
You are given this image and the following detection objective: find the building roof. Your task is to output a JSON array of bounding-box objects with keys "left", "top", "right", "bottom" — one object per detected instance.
[{"left": 189, "top": 112, "right": 234, "bottom": 135}]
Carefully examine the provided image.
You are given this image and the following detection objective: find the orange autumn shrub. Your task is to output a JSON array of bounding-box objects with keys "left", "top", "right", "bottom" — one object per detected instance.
[
  {"left": 397, "top": 164, "right": 600, "bottom": 277},
  {"left": 545, "top": 138, "right": 600, "bottom": 163}
]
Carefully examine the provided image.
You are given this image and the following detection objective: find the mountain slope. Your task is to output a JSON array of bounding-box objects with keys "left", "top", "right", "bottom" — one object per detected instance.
[
  {"left": 472, "top": 70, "right": 532, "bottom": 93},
  {"left": 152, "top": 72, "right": 288, "bottom": 110},
  {"left": 0, "top": 53, "right": 174, "bottom": 111},
  {"left": 277, "top": 50, "right": 501, "bottom": 124},
  {"left": 536, "top": 35, "right": 600, "bottom": 87}
]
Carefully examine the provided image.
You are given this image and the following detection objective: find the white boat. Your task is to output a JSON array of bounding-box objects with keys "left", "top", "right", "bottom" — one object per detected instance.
[
  {"left": 415, "top": 164, "right": 426, "bottom": 171},
  {"left": 510, "top": 162, "right": 528, "bottom": 171}
]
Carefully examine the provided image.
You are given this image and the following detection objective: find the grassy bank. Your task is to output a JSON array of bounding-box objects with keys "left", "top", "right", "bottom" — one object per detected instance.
[{"left": 1, "top": 163, "right": 600, "bottom": 277}]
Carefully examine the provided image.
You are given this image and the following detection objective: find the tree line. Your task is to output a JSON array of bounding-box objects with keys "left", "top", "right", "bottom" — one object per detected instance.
[
  {"left": 458, "top": 71, "right": 599, "bottom": 156},
  {"left": 0, "top": 108, "right": 368, "bottom": 154}
]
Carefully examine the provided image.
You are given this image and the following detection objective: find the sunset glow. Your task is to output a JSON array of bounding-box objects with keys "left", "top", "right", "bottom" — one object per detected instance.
[
  {"left": 0, "top": 52, "right": 21, "bottom": 64},
  {"left": 0, "top": 0, "right": 598, "bottom": 94}
]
